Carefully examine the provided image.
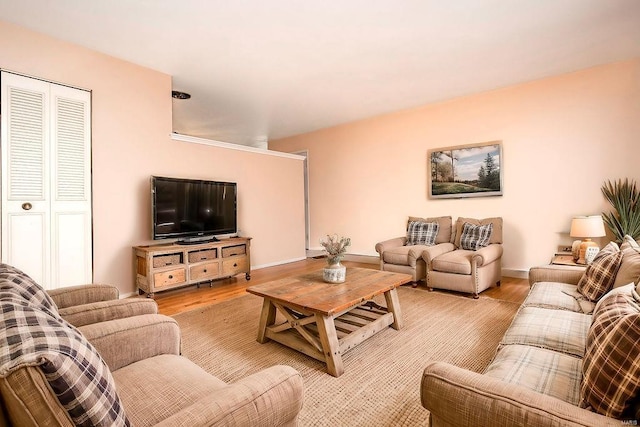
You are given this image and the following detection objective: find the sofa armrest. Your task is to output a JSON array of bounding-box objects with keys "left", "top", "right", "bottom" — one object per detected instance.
[
  {"left": 472, "top": 243, "right": 503, "bottom": 267},
  {"left": 528, "top": 265, "right": 585, "bottom": 287},
  {"left": 375, "top": 237, "right": 406, "bottom": 256},
  {"left": 48, "top": 284, "right": 119, "bottom": 309},
  {"left": 421, "top": 361, "right": 617, "bottom": 427},
  {"left": 155, "top": 365, "right": 304, "bottom": 427},
  {"left": 58, "top": 298, "right": 158, "bottom": 327},
  {"left": 421, "top": 243, "right": 455, "bottom": 264},
  {"left": 79, "top": 314, "right": 180, "bottom": 371}
]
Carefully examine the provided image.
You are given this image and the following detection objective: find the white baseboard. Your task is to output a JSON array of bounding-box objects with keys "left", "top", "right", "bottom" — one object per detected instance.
[
  {"left": 120, "top": 292, "right": 138, "bottom": 299},
  {"left": 502, "top": 268, "right": 528, "bottom": 279},
  {"left": 252, "top": 256, "right": 307, "bottom": 270},
  {"left": 343, "top": 254, "right": 378, "bottom": 264}
]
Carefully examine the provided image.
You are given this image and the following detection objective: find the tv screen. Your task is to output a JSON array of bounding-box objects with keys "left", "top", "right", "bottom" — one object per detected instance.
[{"left": 151, "top": 176, "right": 237, "bottom": 241}]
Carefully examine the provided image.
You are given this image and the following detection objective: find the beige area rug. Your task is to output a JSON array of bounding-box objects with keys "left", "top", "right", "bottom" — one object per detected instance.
[{"left": 172, "top": 287, "right": 519, "bottom": 426}]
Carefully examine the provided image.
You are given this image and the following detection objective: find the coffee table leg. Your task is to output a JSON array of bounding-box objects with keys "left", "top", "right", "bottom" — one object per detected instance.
[
  {"left": 257, "top": 298, "right": 276, "bottom": 343},
  {"left": 384, "top": 288, "right": 404, "bottom": 330},
  {"left": 315, "top": 314, "right": 344, "bottom": 377}
]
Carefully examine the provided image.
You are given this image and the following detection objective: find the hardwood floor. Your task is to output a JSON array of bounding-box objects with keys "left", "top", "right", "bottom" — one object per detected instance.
[{"left": 153, "top": 258, "right": 530, "bottom": 316}]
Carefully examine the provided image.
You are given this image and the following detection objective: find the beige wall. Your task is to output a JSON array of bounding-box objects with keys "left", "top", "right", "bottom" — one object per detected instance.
[
  {"left": 270, "top": 59, "right": 640, "bottom": 275},
  {"left": 0, "top": 20, "right": 305, "bottom": 294}
]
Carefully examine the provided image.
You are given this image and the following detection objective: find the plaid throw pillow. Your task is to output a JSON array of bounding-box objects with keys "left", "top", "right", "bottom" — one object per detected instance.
[
  {"left": 406, "top": 221, "right": 439, "bottom": 246},
  {"left": 0, "top": 302, "right": 130, "bottom": 426},
  {"left": 459, "top": 222, "right": 493, "bottom": 251},
  {"left": 0, "top": 263, "right": 58, "bottom": 315},
  {"left": 580, "top": 288, "right": 640, "bottom": 418},
  {"left": 577, "top": 242, "right": 623, "bottom": 302}
]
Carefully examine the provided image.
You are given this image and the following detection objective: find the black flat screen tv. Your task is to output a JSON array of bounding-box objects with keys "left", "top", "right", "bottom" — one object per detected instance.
[{"left": 151, "top": 176, "right": 237, "bottom": 243}]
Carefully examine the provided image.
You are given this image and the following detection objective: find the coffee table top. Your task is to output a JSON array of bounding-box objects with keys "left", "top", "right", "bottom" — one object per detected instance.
[{"left": 246, "top": 267, "right": 411, "bottom": 316}]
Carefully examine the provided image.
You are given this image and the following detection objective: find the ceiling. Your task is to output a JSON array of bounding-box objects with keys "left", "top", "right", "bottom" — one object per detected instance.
[{"left": 1, "top": 1, "right": 640, "bottom": 148}]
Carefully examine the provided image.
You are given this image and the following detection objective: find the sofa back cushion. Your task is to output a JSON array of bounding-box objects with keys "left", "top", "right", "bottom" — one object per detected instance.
[
  {"left": 408, "top": 216, "right": 452, "bottom": 244},
  {"left": 614, "top": 235, "right": 640, "bottom": 288},
  {"left": 577, "top": 242, "right": 623, "bottom": 302},
  {"left": 453, "top": 217, "right": 503, "bottom": 247},
  {"left": 580, "top": 285, "right": 640, "bottom": 418},
  {"left": 0, "top": 301, "right": 130, "bottom": 426}
]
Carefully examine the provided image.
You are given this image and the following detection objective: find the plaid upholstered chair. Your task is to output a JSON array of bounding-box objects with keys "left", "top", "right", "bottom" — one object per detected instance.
[
  {"left": 375, "top": 216, "right": 455, "bottom": 285},
  {"left": 425, "top": 217, "right": 503, "bottom": 298}
]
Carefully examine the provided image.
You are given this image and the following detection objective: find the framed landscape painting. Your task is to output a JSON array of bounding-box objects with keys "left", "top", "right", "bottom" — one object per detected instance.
[{"left": 428, "top": 141, "right": 503, "bottom": 199}]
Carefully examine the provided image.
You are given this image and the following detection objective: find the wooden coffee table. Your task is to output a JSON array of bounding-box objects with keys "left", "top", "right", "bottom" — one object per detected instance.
[{"left": 246, "top": 267, "right": 411, "bottom": 377}]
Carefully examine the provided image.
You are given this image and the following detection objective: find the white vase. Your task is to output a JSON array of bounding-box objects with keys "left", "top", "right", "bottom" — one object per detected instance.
[{"left": 323, "top": 261, "right": 346, "bottom": 284}]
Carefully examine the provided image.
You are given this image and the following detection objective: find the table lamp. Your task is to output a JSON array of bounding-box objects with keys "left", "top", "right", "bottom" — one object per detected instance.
[{"left": 570, "top": 215, "right": 606, "bottom": 264}]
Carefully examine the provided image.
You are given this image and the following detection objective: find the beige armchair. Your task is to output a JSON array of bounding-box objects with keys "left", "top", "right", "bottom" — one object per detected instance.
[
  {"left": 375, "top": 216, "right": 454, "bottom": 285},
  {"left": 0, "top": 263, "right": 305, "bottom": 426},
  {"left": 425, "top": 217, "right": 503, "bottom": 298}
]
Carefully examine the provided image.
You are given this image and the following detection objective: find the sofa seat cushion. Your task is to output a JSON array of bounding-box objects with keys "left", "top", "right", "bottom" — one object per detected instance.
[
  {"left": 484, "top": 344, "right": 582, "bottom": 405},
  {"left": 431, "top": 249, "right": 474, "bottom": 275},
  {"left": 382, "top": 245, "right": 423, "bottom": 267},
  {"left": 524, "top": 282, "right": 596, "bottom": 314},
  {"left": 113, "top": 354, "right": 227, "bottom": 427},
  {"left": 498, "top": 306, "right": 591, "bottom": 358}
]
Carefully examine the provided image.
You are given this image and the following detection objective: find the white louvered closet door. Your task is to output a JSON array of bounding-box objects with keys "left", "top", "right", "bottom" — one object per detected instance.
[{"left": 1, "top": 72, "right": 92, "bottom": 289}]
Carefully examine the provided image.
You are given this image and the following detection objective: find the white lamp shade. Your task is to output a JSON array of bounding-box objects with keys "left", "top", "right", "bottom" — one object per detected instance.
[{"left": 570, "top": 215, "right": 606, "bottom": 238}]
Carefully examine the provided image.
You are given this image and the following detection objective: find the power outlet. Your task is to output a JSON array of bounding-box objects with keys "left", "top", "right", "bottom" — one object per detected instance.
[{"left": 557, "top": 245, "right": 572, "bottom": 253}]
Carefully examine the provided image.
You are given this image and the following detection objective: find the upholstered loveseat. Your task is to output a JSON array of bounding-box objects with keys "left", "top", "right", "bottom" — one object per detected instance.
[
  {"left": 0, "top": 264, "right": 304, "bottom": 426},
  {"left": 421, "top": 236, "right": 640, "bottom": 426}
]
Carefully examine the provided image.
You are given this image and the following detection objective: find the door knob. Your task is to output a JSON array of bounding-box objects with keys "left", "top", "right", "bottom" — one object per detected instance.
[{"left": 21, "top": 202, "right": 32, "bottom": 211}]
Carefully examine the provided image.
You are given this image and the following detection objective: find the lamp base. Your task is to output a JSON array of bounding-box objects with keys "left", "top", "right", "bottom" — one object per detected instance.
[{"left": 576, "top": 239, "right": 598, "bottom": 264}]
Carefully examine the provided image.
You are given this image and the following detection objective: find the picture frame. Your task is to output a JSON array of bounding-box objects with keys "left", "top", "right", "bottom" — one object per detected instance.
[{"left": 428, "top": 141, "right": 503, "bottom": 199}]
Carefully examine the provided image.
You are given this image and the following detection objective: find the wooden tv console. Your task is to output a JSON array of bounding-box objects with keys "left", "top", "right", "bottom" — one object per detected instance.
[{"left": 133, "top": 237, "right": 251, "bottom": 298}]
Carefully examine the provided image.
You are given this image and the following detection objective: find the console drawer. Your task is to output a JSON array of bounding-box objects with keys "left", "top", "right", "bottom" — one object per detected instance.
[
  {"left": 222, "top": 257, "right": 248, "bottom": 276},
  {"left": 154, "top": 268, "right": 186, "bottom": 288},
  {"left": 222, "top": 244, "right": 246, "bottom": 258},
  {"left": 190, "top": 262, "right": 220, "bottom": 281},
  {"left": 153, "top": 253, "right": 182, "bottom": 268},
  {"left": 188, "top": 248, "right": 217, "bottom": 263}
]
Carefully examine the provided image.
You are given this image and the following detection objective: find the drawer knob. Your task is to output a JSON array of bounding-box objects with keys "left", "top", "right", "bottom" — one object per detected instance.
[
  {"left": 168, "top": 275, "right": 173, "bottom": 279},
  {"left": 204, "top": 269, "right": 207, "bottom": 273},
  {"left": 233, "top": 263, "right": 237, "bottom": 267}
]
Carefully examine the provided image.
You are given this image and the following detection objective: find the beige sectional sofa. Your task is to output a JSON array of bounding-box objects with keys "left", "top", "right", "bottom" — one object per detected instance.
[
  {"left": 421, "top": 236, "right": 640, "bottom": 426},
  {"left": 0, "top": 264, "right": 304, "bottom": 426}
]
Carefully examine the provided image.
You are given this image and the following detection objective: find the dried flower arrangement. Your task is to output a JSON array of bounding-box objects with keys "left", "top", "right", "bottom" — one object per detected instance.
[{"left": 320, "top": 234, "right": 351, "bottom": 265}]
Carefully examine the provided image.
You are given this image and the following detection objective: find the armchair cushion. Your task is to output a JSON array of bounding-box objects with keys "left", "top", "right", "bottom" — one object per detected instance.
[
  {"left": 577, "top": 242, "right": 622, "bottom": 302},
  {"left": 406, "top": 221, "right": 439, "bottom": 246},
  {"left": 431, "top": 249, "right": 474, "bottom": 275},
  {"left": 453, "top": 217, "right": 503, "bottom": 247},
  {"left": 0, "top": 301, "right": 129, "bottom": 426},
  {"left": 459, "top": 222, "right": 493, "bottom": 250},
  {"left": 580, "top": 287, "right": 640, "bottom": 418},
  {"left": 408, "top": 216, "right": 452, "bottom": 244},
  {"left": 382, "top": 245, "right": 426, "bottom": 267}
]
